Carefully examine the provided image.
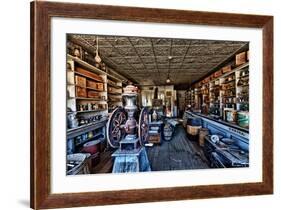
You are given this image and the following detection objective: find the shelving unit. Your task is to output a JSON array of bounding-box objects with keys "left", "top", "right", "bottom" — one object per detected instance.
[
  {"left": 66, "top": 54, "right": 125, "bottom": 155},
  {"left": 209, "top": 79, "right": 220, "bottom": 115},
  {"left": 236, "top": 66, "right": 249, "bottom": 112},
  {"left": 107, "top": 76, "right": 123, "bottom": 112},
  {"left": 188, "top": 61, "right": 249, "bottom": 127}
]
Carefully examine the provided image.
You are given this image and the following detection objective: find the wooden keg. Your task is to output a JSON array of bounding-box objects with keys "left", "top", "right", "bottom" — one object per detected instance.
[
  {"left": 186, "top": 125, "right": 202, "bottom": 136},
  {"left": 199, "top": 128, "right": 209, "bottom": 147},
  {"left": 186, "top": 125, "right": 201, "bottom": 141}
]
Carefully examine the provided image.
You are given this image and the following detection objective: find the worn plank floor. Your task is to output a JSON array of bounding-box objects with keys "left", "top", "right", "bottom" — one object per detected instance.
[
  {"left": 91, "top": 150, "right": 113, "bottom": 174},
  {"left": 146, "top": 125, "right": 210, "bottom": 171}
]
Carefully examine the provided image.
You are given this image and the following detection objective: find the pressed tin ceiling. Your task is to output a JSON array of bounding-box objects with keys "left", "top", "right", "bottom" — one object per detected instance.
[{"left": 68, "top": 34, "right": 248, "bottom": 87}]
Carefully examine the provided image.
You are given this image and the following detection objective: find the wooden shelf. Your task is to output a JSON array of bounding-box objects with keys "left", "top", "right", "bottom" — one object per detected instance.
[
  {"left": 68, "top": 54, "right": 106, "bottom": 75},
  {"left": 107, "top": 83, "right": 122, "bottom": 89},
  {"left": 108, "top": 100, "right": 122, "bottom": 103},
  {"left": 74, "top": 134, "right": 103, "bottom": 147},
  {"left": 237, "top": 94, "right": 249, "bottom": 97},
  {"left": 108, "top": 92, "right": 122, "bottom": 96},
  {"left": 224, "top": 87, "right": 236, "bottom": 91},
  {"left": 75, "top": 71, "right": 104, "bottom": 83},
  {"left": 69, "top": 97, "right": 107, "bottom": 101},
  {"left": 237, "top": 84, "right": 249, "bottom": 87},
  {"left": 67, "top": 118, "right": 108, "bottom": 138},
  {"left": 222, "top": 95, "right": 236, "bottom": 98},
  {"left": 70, "top": 84, "right": 105, "bottom": 92},
  {"left": 222, "top": 79, "right": 235, "bottom": 84},
  {"left": 237, "top": 74, "right": 249, "bottom": 79},
  {"left": 68, "top": 109, "right": 107, "bottom": 114},
  {"left": 86, "top": 86, "right": 105, "bottom": 92},
  {"left": 68, "top": 54, "right": 122, "bottom": 82},
  {"left": 107, "top": 73, "right": 123, "bottom": 82},
  {"left": 209, "top": 62, "right": 249, "bottom": 83}
]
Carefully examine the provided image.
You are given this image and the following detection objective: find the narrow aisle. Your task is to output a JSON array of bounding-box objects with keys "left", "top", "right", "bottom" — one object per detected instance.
[{"left": 146, "top": 125, "right": 210, "bottom": 171}]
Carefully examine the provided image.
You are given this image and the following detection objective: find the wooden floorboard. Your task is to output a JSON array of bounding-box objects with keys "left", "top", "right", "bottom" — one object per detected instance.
[
  {"left": 91, "top": 150, "right": 113, "bottom": 174},
  {"left": 92, "top": 124, "right": 209, "bottom": 173},
  {"left": 146, "top": 125, "right": 210, "bottom": 171}
]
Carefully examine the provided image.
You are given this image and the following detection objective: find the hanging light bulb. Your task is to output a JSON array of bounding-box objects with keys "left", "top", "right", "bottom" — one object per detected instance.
[
  {"left": 166, "top": 75, "right": 171, "bottom": 83},
  {"left": 95, "top": 36, "right": 102, "bottom": 63}
]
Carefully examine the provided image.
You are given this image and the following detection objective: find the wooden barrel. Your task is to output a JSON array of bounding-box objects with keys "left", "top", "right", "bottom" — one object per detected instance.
[
  {"left": 199, "top": 128, "right": 209, "bottom": 147},
  {"left": 186, "top": 125, "right": 202, "bottom": 141},
  {"left": 186, "top": 125, "right": 201, "bottom": 136},
  {"left": 187, "top": 117, "right": 202, "bottom": 126},
  {"left": 163, "top": 124, "right": 173, "bottom": 141}
]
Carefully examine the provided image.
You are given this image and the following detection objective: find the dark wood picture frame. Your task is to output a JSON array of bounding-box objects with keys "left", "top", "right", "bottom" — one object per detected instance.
[{"left": 31, "top": 1, "right": 273, "bottom": 209}]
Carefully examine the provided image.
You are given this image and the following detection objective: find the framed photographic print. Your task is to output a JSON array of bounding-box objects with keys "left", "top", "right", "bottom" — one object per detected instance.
[{"left": 30, "top": 1, "right": 273, "bottom": 209}]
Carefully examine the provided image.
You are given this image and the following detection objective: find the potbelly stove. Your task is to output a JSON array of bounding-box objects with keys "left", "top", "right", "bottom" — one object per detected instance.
[{"left": 106, "top": 85, "right": 151, "bottom": 173}]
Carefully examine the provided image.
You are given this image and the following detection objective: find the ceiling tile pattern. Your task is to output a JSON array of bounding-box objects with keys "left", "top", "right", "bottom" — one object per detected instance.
[{"left": 69, "top": 35, "right": 247, "bottom": 86}]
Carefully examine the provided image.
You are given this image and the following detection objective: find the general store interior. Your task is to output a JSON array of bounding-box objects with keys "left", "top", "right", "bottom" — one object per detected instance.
[{"left": 66, "top": 35, "right": 250, "bottom": 175}]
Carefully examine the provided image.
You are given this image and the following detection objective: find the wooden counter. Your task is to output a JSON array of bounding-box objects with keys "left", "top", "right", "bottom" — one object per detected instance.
[{"left": 186, "top": 111, "right": 249, "bottom": 151}]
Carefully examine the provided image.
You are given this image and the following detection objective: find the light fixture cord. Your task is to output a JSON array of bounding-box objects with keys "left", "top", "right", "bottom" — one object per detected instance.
[{"left": 96, "top": 36, "right": 99, "bottom": 52}]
